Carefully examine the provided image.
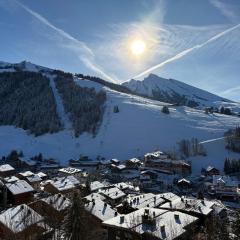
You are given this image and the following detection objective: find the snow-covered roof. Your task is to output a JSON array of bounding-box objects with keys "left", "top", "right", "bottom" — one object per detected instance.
[
  {"left": 113, "top": 182, "right": 137, "bottom": 191},
  {"left": 36, "top": 172, "right": 47, "bottom": 178},
  {"left": 6, "top": 180, "right": 34, "bottom": 195},
  {"left": 49, "top": 176, "right": 80, "bottom": 192},
  {"left": 116, "top": 164, "right": 126, "bottom": 170},
  {"left": 84, "top": 194, "right": 116, "bottom": 221},
  {"left": 144, "top": 151, "right": 169, "bottom": 161},
  {"left": 58, "top": 167, "right": 82, "bottom": 174},
  {"left": 103, "top": 208, "right": 198, "bottom": 240},
  {"left": 206, "top": 166, "right": 218, "bottom": 172},
  {"left": 99, "top": 187, "right": 126, "bottom": 200},
  {"left": 4, "top": 176, "right": 19, "bottom": 183},
  {"left": 19, "top": 171, "right": 34, "bottom": 177},
  {"left": 111, "top": 159, "right": 120, "bottom": 164},
  {"left": 0, "top": 164, "right": 14, "bottom": 172},
  {"left": 178, "top": 178, "right": 191, "bottom": 185},
  {"left": 26, "top": 174, "right": 42, "bottom": 183},
  {"left": 0, "top": 204, "right": 45, "bottom": 233},
  {"left": 84, "top": 192, "right": 106, "bottom": 202},
  {"left": 160, "top": 197, "right": 215, "bottom": 216},
  {"left": 90, "top": 181, "right": 110, "bottom": 192},
  {"left": 158, "top": 192, "right": 180, "bottom": 202},
  {"left": 42, "top": 194, "right": 71, "bottom": 211},
  {"left": 127, "top": 158, "right": 141, "bottom": 163},
  {"left": 144, "top": 151, "right": 165, "bottom": 158},
  {"left": 121, "top": 193, "right": 166, "bottom": 209}
]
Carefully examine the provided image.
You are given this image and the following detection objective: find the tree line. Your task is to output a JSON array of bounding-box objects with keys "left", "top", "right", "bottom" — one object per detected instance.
[
  {"left": 0, "top": 71, "right": 62, "bottom": 136},
  {"left": 224, "top": 158, "right": 240, "bottom": 174},
  {"left": 54, "top": 71, "right": 106, "bottom": 137},
  {"left": 224, "top": 126, "right": 240, "bottom": 153}
]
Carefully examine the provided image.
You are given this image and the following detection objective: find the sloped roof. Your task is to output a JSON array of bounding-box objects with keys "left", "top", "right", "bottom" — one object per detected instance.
[{"left": 6, "top": 180, "right": 34, "bottom": 195}]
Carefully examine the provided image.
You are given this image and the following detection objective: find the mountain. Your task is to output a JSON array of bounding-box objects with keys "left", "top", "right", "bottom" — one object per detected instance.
[
  {"left": 122, "top": 74, "right": 238, "bottom": 109},
  {"left": 0, "top": 61, "right": 239, "bottom": 174}
]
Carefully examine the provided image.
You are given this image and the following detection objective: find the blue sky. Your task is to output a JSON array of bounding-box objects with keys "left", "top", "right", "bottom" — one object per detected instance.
[{"left": 0, "top": 0, "right": 239, "bottom": 101}]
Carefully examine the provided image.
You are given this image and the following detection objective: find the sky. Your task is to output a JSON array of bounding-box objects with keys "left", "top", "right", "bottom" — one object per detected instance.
[{"left": 0, "top": 0, "right": 239, "bottom": 101}]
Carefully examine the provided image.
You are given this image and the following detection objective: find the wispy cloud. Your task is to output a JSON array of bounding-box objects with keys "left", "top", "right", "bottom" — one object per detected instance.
[
  {"left": 221, "top": 86, "right": 240, "bottom": 102},
  {"left": 210, "top": 0, "right": 240, "bottom": 23},
  {"left": 222, "top": 86, "right": 240, "bottom": 95},
  {"left": 131, "top": 23, "right": 240, "bottom": 80},
  {"left": 13, "top": 0, "right": 116, "bottom": 82}
]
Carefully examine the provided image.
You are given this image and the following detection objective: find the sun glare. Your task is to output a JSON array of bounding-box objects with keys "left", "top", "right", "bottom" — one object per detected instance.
[{"left": 130, "top": 39, "right": 146, "bottom": 56}]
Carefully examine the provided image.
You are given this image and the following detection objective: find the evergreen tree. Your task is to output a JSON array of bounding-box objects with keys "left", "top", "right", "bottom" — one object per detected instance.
[
  {"left": 232, "top": 210, "right": 240, "bottom": 240},
  {"left": 220, "top": 106, "right": 225, "bottom": 114},
  {"left": 162, "top": 106, "right": 170, "bottom": 114},
  {"left": 64, "top": 192, "right": 89, "bottom": 240}
]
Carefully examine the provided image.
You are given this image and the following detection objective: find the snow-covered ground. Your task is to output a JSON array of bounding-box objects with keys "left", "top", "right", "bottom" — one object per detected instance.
[
  {"left": 190, "top": 139, "right": 240, "bottom": 175},
  {"left": 48, "top": 75, "right": 72, "bottom": 130},
  {"left": 0, "top": 78, "right": 239, "bottom": 174}
]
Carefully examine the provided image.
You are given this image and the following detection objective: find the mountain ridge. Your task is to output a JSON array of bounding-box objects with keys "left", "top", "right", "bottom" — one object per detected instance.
[{"left": 122, "top": 73, "right": 234, "bottom": 108}]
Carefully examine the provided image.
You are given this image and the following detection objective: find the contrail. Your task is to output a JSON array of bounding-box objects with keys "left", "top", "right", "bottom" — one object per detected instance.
[
  {"left": 132, "top": 23, "right": 240, "bottom": 80},
  {"left": 14, "top": 0, "right": 116, "bottom": 83}
]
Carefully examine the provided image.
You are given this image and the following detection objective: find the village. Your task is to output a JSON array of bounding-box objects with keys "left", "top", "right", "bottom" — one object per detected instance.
[{"left": 0, "top": 150, "right": 239, "bottom": 240}]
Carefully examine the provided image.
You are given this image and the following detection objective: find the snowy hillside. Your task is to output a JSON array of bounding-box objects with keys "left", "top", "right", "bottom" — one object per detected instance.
[
  {"left": 123, "top": 74, "right": 238, "bottom": 109},
  {"left": 0, "top": 60, "right": 50, "bottom": 72},
  {"left": 0, "top": 71, "right": 239, "bottom": 174}
]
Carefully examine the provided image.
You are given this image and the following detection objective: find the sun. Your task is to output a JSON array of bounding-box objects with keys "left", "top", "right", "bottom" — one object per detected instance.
[{"left": 130, "top": 39, "right": 146, "bottom": 55}]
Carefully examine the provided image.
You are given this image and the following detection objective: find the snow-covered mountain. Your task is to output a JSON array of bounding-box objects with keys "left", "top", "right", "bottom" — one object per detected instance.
[
  {"left": 122, "top": 74, "right": 237, "bottom": 109},
  {"left": 0, "top": 61, "right": 239, "bottom": 174},
  {"left": 0, "top": 60, "right": 50, "bottom": 73}
]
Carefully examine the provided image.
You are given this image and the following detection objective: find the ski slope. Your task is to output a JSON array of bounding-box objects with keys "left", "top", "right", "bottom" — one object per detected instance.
[
  {"left": 48, "top": 75, "right": 72, "bottom": 130},
  {"left": 0, "top": 78, "right": 239, "bottom": 174}
]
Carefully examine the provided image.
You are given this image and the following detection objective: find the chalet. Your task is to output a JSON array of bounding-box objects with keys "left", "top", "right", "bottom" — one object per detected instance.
[
  {"left": 44, "top": 175, "right": 80, "bottom": 194},
  {"left": 144, "top": 151, "right": 168, "bottom": 161},
  {"left": 111, "top": 159, "right": 120, "bottom": 165},
  {"left": 18, "top": 157, "right": 37, "bottom": 171},
  {"left": 103, "top": 208, "right": 198, "bottom": 240},
  {"left": 208, "top": 175, "right": 240, "bottom": 201},
  {"left": 159, "top": 196, "right": 216, "bottom": 221},
  {"left": 0, "top": 204, "right": 50, "bottom": 240},
  {"left": 36, "top": 171, "right": 48, "bottom": 180},
  {"left": 205, "top": 166, "right": 220, "bottom": 176},
  {"left": 84, "top": 193, "right": 116, "bottom": 224},
  {"left": 40, "top": 164, "right": 60, "bottom": 175},
  {"left": 177, "top": 178, "right": 192, "bottom": 190},
  {"left": 98, "top": 160, "right": 111, "bottom": 170},
  {"left": 3, "top": 175, "right": 19, "bottom": 183},
  {"left": 17, "top": 171, "right": 42, "bottom": 189},
  {"left": 113, "top": 182, "right": 139, "bottom": 194},
  {"left": 117, "top": 193, "right": 166, "bottom": 214},
  {"left": 30, "top": 193, "right": 71, "bottom": 222},
  {"left": 139, "top": 171, "right": 153, "bottom": 188},
  {"left": 158, "top": 192, "right": 180, "bottom": 202},
  {"left": 90, "top": 181, "right": 110, "bottom": 192},
  {"left": 5, "top": 180, "right": 34, "bottom": 205},
  {"left": 111, "top": 164, "right": 126, "bottom": 173},
  {"left": 144, "top": 158, "right": 191, "bottom": 176},
  {"left": 125, "top": 158, "right": 141, "bottom": 169},
  {"left": 99, "top": 187, "right": 126, "bottom": 206},
  {"left": 58, "top": 167, "right": 82, "bottom": 178},
  {"left": 0, "top": 164, "right": 15, "bottom": 177}
]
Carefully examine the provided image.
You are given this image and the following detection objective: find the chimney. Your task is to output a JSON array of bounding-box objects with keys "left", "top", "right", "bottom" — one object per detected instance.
[
  {"left": 120, "top": 216, "right": 124, "bottom": 224},
  {"left": 174, "top": 214, "right": 180, "bottom": 222},
  {"left": 161, "top": 226, "right": 166, "bottom": 238}
]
